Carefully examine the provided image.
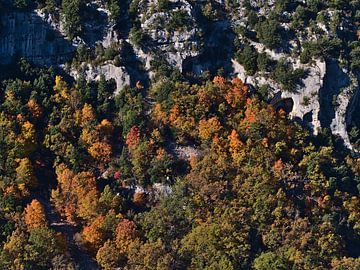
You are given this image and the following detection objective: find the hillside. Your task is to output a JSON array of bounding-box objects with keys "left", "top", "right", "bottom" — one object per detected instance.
[{"left": 0, "top": 0, "right": 359, "bottom": 269}]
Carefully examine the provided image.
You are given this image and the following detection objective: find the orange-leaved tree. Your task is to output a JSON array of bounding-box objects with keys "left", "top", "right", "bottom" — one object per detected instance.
[{"left": 24, "top": 199, "right": 47, "bottom": 230}]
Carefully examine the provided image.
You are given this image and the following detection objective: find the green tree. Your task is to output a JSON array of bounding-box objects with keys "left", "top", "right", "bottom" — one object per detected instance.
[
  {"left": 236, "top": 45, "right": 258, "bottom": 75},
  {"left": 256, "top": 19, "right": 282, "bottom": 49},
  {"left": 61, "top": 0, "right": 84, "bottom": 39},
  {"left": 253, "top": 252, "right": 290, "bottom": 270}
]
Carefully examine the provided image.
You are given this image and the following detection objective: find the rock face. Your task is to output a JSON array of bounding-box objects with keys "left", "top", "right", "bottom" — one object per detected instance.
[
  {"left": 137, "top": 0, "right": 201, "bottom": 71},
  {"left": 330, "top": 76, "right": 358, "bottom": 152},
  {"left": 1, "top": 1, "right": 359, "bottom": 152},
  {"left": 321, "top": 64, "right": 360, "bottom": 153},
  {"left": 283, "top": 60, "right": 326, "bottom": 136},
  {"left": 232, "top": 46, "right": 360, "bottom": 153},
  {"left": 234, "top": 58, "right": 326, "bottom": 135},
  {"left": 0, "top": 11, "right": 75, "bottom": 65},
  {"left": 71, "top": 63, "right": 131, "bottom": 94}
]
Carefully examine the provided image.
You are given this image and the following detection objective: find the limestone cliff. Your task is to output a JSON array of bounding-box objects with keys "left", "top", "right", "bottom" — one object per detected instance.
[
  {"left": 0, "top": 0, "right": 359, "bottom": 153},
  {"left": 0, "top": 11, "right": 74, "bottom": 65}
]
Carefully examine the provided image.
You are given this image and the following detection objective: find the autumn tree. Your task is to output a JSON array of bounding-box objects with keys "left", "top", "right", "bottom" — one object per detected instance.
[
  {"left": 51, "top": 164, "right": 77, "bottom": 221},
  {"left": 88, "top": 141, "right": 112, "bottom": 163},
  {"left": 17, "top": 121, "right": 37, "bottom": 155},
  {"left": 225, "top": 78, "right": 249, "bottom": 109},
  {"left": 16, "top": 158, "right": 37, "bottom": 192},
  {"left": 82, "top": 215, "right": 106, "bottom": 252},
  {"left": 24, "top": 199, "right": 47, "bottom": 230},
  {"left": 115, "top": 219, "right": 138, "bottom": 254},
  {"left": 81, "top": 103, "right": 96, "bottom": 127},
  {"left": 74, "top": 171, "right": 99, "bottom": 221},
  {"left": 96, "top": 240, "right": 123, "bottom": 270},
  {"left": 126, "top": 239, "right": 173, "bottom": 270},
  {"left": 228, "top": 129, "right": 245, "bottom": 164},
  {"left": 198, "top": 117, "right": 222, "bottom": 141},
  {"left": 125, "top": 125, "right": 140, "bottom": 150},
  {"left": 27, "top": 99, "right": 42, "bottom": 119}
]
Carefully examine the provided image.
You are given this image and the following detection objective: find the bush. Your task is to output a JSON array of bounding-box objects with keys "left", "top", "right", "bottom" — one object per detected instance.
[
  {"left": 247, "top": 10, "right": 259, "bottom": 28},
  {"left": 129, "top": 26, "right": 146, "bottom": 47},
  {"left": 272, "top": 59, "right": 305, "bottom": 92},
  {"left": 257, "top": 53, "right": 271, "bottom": 72},
  {"left": 158, "top": 0, "right": 169, "bottom": 11},
  {"left": 236, "top": 45, "right": 258, "bottom": 75},
  {"left": 104, "top": 46, "right": 118, "bottom": 61},
  {"left": 300, "top": 47, "right": 312, "bottom": 64},
  {"left": 349, "top": 41, "right": 360, "bottom": 71},
  {"left": 255, "top": 18, "right": 282, "bottom": 49},
  {"left": 107, "top": 0, "right": 121, "bottom": 23},
  {"left": 166, "top": 10, "right": 189, "bottom": 32}
]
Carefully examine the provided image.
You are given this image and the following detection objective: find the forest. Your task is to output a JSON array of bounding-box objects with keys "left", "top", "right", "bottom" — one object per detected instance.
[
  {"left": 0, "top": 58, "right": 358, "bottom": 269},
  {"left": 0, "top": 0, "right": 360, "bottom": 269}
]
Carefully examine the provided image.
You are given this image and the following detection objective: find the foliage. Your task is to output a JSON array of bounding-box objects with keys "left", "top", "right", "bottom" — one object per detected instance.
[{"left": 0, "top": 41, "right": 358, "bottom": 269}]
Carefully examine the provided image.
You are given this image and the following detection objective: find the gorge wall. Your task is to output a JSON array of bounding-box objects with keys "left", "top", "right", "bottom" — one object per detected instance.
[
  {"left": 0, "top": 0, "right": 359, "bottom": 153},
  {"left": 0, "top": 11, "right": 74, "bottom": 65}
]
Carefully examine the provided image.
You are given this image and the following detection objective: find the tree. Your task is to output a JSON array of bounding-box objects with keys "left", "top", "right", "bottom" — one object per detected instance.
[
  {"left": 180, "top": 218, "right": 250, "bottom": 269},
  {"left": 16, "top": 158, "right": 37, "bottom": 191},
  {"left": 27, "top": 99, "right": 42, "bottom": 119},
  {"left": 107, "top": 0, "right": 121, "bottom": 23},
  {"left": 331, "top": 257, "right": 360, "bottom": 269},
  {"left": 272, "top": 59, "right": 304, "bottom": 92},
  {"left": 24, "top": 199, "right": 47, "bottom": 230},
  {"left": 26, "top": 226, "right": 62, "bottom": 268},
  {"left": 115, "top": 219, "right": 138, "bottom": 253},
  {"left": 82, "top": 215, "right": 106, "bottom": 252},
  {"left": 256, "top": 19, "right": 282, "bottom": 49},
  {"left": 236, "top": 45, "right": 258, "bottom": 75},
  {"left": 81, "top": 103, "right": 96, "bottom": 127},
  {"left": 96, "top": 240, "right": 123, "bottom": 269},
  {"left": 253, "top": 252, "right": 290, "bottom": 270},
  {"left": 198, "top": 117, "right": 222, "bottom": 141},
  {"left": 126, "top": 239, "right": 173, "bottom": 270},
  {"left": 61, "top": 0, "right": 84, "bottom": 39},
  {"left": 225, "top": 78, "right": 249, "bottom": 109},
  {"left": 88, "top": 141, "right": 112, "bottom": 163},
  {"left": 126, "top": 126, "right": 140, "bottom": 150},
  {"left": 17, "top": 121, "right": 37, "bottom": 155},
  {"left": 74, "top": 171, "right": 99, "bottom": 221},
  {"left": 2, "top": 228, "right": 28, "bottom": 268},
  {"left": 99, "top": 185, "right": 122, "bottom": 214},
  {"left": 97, "top": 119, "right": 114, "bottom": 138},
  {"left": 52, "top": 164, "right": 77, "bottom": 221},
  {"left": 228, "top": 129, "right": 245, "bottom": 164}
]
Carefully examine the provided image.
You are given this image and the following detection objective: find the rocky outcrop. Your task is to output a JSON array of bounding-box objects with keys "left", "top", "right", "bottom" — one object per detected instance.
[
  {"left": 71, "top": 63, "right": 131, "bottom": 94},
  {"left": 136, "top": 0, "right": 201, "bottom": 71},
  {"left": 1, "top": 1, "right": 359, "bottom": 153},
  {"left": 283, "top": 60, "right": 326, "bottom": 135},
  {"left": 0, "top": 11, "right": 75, "bottom": 65},
  {"left": 329, "top": 71, "right": 359, "bottom": 153},
  {"left": 234, "top": 55, "right": 359, "bottom": 152},
  {"left": 233, "top": 55, "right": 326, "bottom": 135}
]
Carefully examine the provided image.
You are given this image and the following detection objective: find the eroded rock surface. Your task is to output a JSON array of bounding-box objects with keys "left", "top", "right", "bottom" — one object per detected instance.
[{"left": 0, "top": 11, "right": 75, "bottom": 65}]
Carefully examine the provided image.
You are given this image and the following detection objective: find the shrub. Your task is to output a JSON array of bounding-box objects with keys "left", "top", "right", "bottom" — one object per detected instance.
[
  {"left": 272, "top": 59, "right": 305, "bottom": 92},
  {"left": 255, "top": 18, "right": 282, "bottom": 49},
  {"left": 236, "top": 45, "right": 258, "bottom": 75}
]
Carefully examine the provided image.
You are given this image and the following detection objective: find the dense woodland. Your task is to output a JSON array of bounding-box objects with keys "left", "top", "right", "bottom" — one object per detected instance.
[
  {"left": 0, "top": 0, "right": 360, "bottom": 269},
  {"left": 0, "top": 58, "right": 358, "bottom": 269}
]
